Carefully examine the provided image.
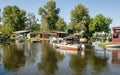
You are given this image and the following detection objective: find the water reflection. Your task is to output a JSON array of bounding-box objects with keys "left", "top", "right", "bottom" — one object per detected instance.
[
  {"left": 1, "top": 45, "right": 25, "bottom": 71},
  {"left": 112, "top": 50, "right": 120, "bottom": 65},
  {"left": 69, "top": 51, "right": 87, "bottom": 75},
  {"left": 88, "top": 50, "right": 109, "bottom": 74},
  {"left": 0, "top": 42, "right": 120, "bottom": 75},
  {"left": 37, "top": 41, "right": 64, "bottom": 75}
]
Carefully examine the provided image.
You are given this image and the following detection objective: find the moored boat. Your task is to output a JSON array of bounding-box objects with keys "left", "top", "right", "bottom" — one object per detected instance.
[
  {"left": 55, "top": 43, "right": 82, "bottom": 51},
  {"left": 106, "top": 44, "right": 120, "bottom": 48}
]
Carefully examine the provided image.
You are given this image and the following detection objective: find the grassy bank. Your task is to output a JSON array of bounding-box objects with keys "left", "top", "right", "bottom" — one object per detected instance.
[
  {"left": 98, "top": 42, "right": 120, "bottom": 48},
  {"left": 98, "top": 42, "right": 112, "bottom": 48}
]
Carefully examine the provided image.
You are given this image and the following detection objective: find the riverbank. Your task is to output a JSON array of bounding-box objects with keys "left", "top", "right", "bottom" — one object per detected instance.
[{"left": 98, "top": 42, "right": 120, "bottom": 48}]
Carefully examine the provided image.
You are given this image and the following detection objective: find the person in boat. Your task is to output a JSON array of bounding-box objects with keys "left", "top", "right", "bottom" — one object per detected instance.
[
  {"left": 77, "top": 44, "right": 82, "bottom": 51},
  {"left": 61, "top": 39, "right": 67, "bottom": 45},
  {"left": 81, "top": 43, "right": 85, "bottom": 51}
]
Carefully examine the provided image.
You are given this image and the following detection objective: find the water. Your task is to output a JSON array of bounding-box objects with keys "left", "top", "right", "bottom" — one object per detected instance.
[{"left": 0, "top": 41, "right": 120, "bottom": 75}]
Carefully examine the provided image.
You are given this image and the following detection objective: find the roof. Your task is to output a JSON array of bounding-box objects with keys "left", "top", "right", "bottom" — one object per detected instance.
[
  {"left": 52, "top": 31, "right": 67, "bottom": 34},
  {"left": 112, "top": 26, "right": 120, "bottom": 29},
  {"left": 13, "top": 30, "right": 32, "bottom": 34}
]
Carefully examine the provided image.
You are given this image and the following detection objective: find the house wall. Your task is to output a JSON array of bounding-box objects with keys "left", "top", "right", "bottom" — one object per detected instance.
[{"left": 112, "top": 27, "right": 120, "bottom": 42}]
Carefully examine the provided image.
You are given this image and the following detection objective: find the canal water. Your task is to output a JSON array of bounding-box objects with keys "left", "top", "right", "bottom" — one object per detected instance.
[{"left": 0, "top": 41, "right": 120, "bottom": 75}]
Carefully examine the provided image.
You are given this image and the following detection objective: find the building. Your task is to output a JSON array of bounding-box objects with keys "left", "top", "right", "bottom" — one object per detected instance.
[
  {"left": 112, "top": 26, "right": 120, "bottom": 42},
  {"left": 13, "top": 30, "right": 32, "bottom": 39}
]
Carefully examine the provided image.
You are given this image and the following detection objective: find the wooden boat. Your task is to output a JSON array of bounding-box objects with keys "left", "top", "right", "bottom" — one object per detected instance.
[{"left": 55, "top": 43, "right": 81, "bottom": 51}]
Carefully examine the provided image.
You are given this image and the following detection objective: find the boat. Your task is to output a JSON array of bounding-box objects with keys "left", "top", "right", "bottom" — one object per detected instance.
[
  {"left": 55, "top": 43, "right": 82, "bottom": 51},
  {"left": 106, "top": 44, "right": 120, "bottom": 48}
]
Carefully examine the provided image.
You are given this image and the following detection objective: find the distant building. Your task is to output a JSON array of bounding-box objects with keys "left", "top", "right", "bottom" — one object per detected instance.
[
  {"left": 13, "top": 30, "right": 32, "bottom": 39},
  {"left": 112, "top": 26, "right": 120, "bottom": 42},
  {"left": 51, "top": 31, "right": 68, "bottom": 38}
]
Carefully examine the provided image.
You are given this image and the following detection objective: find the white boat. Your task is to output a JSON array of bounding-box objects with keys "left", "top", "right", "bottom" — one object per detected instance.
[
  {"left": 55, "top": 43, "right": 81, "bottom": 51},
  {"left": 106, "top": 44, "right": 120, "bottom": 48}
]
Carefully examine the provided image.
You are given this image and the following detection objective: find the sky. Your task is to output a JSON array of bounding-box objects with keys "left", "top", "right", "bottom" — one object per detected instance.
[{"left": 0, "top": 0, "right": 120, "bottom": 28}]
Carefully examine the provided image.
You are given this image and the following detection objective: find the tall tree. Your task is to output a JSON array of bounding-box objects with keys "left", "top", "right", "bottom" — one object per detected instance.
[
  {"left": 26, "top": 13, "right": 39, "bottom": 31},
  {"left": 38, "top": 0, "right": 59, "bottom": 31},
  {"left": 55, "top": 17, "right": 66, "bottom": 31},
  {"left": 0, "top": 9, "right": 1, "bottom": 22},
  {"left": 89, "top": 14, "right": 112, "bottom": 34},
  {"left": 2, "top": 5, "right": 26, "bottom": 32},
  {"left": 69, "top": 4, "right": 90, "bottom": 38}
]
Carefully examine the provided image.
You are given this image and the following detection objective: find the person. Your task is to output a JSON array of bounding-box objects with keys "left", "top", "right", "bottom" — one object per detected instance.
[
  {"left": 81, "top": 43, "right": 85, "bottom": 51},
  {"left": 61, "top": 39, "right": 67, "bottom": 45},
  {"left": 77, "top": 44, "right": 82, "bottom": 51}
]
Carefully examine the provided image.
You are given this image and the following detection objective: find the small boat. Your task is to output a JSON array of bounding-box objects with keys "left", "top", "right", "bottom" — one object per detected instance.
[
  {"left": 106, "top": 44, "right": 120, "bottom": 48},
  {"left": 55, "top": 43, "right": 81, "bottom": 51}
]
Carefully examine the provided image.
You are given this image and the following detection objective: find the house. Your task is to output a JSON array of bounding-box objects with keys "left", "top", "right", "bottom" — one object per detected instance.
[
  {"left": 13, "top": 30, "right": 32, "bottom": 39},
  {"left": 51, "top": 31, "right": 68, "bottom": 38},
  {"left": 112, "top": 26, "right": 120, "bottom": 42}
]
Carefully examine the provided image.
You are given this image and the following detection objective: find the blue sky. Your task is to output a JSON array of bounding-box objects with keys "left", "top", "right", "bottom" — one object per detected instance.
[{"left": 0, "top": 0, "right": 120, "bottom": 28}]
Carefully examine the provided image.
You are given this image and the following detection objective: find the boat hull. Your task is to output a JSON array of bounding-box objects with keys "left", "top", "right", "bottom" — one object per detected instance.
[{"left": 55, "top": 44, "right": 79, "bottom": 51}]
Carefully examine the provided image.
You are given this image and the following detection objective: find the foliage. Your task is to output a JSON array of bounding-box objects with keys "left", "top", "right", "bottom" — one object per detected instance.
[
  {"left": 55, "top": 17, "right": 66, "bottom": 31},
  {"left": 26, "top": 13, "right": 39, "bottom": 31},
  {"left": 0, "top": 9, "right": 1, "bottom": 22},
  {"left": 39, "top": 23, "right": 49, "bottom": 32},
  {"left": 89, "top": 14, "right": 112, "bottom": 33},
  {"left": 38, "top": 0, "right": 60, "bottom": 30},
  {"left": 0, "top": 24, "right": 2, "bottom": 32},
  {"left": 69, "top": 4, "right": 90, "bottom": 38},
  {"left": 2, "top": 5, "right": 26, "bottom": 32},
  {"left": 1, "top": 23, "right": 13, "bottom": 34}
]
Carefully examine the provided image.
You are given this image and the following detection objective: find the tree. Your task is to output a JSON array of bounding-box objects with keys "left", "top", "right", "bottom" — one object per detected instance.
[
  {"left": 2, "top": 5, "right": 26, "bottom": 32},
  {"left": 55, "top": 17, "right": 66, "bottom": 31},
  {"left": 0, "top": 9, "right": 1, "bottom": 22},
  {"left": 69, "top": 4, "right": 90, "bottom": 38},
  {"left": 38, "top": 0, "right": 60, "bottom": 31},
  {"left": 89, "top": 14, "right": 112, "bottom": 33},
  {"left": 26, "top": 13, "right": 40, "bottom": 31},
  {"left": 89, "top": 14, "right": 112, "bottom": 38}
]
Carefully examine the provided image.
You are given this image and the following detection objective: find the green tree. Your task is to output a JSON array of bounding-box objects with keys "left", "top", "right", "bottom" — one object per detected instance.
[
  {"left": 0, "top": 24, "right": 2, "bottom": 32},
  {"left": 2, "top": 5, "right": 26, "bottom": 32},
  {"left": 69, "top": 4, "right": 90, "bottom": 38},
  {"left": 26, "top": 13, "right": 40, "bottom": 31},
  {"left": 2, "top": 23, "right": 13, "bottom": 34},
  {"left": 55, "top": 17, "right": 66, "bottom": 31},
  {"left": 89, "top": 14, "right": 112, "bottom": 34},
  {"left": 89, "top": 14, "right": 112, "bottom": 40},
  {"left": 38, "top": 0, "right": 60, "bottom": 31},
  {"left": 0, "top": 9, "right": 1, "bottom": 22}
]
